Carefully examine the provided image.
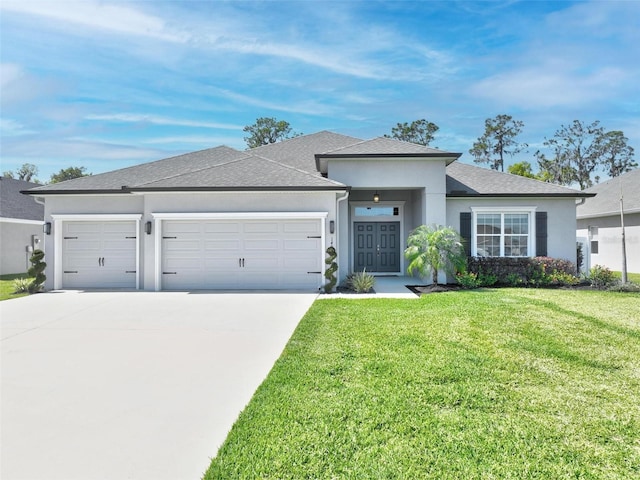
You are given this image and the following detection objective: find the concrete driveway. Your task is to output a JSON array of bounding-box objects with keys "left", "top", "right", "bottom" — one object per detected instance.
[{"left": 1, "top": 290, "right": 317, "bottom": 480}]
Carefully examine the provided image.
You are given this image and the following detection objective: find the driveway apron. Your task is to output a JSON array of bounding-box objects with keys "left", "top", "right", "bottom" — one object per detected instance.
[{"left": 1, "top": 291, "right": 316, "bottom": 480}]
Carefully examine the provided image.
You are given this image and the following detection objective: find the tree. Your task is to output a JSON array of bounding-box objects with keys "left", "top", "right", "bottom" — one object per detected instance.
[
  {"left": 50, "top": 166, "right": 91, "bottom": 183},
  {"left": 243, "top": 117, "right": 300, "bottom": 149},
  {"left": 384, "top": 119, "right": 439, "bottom": 146},
  {"left": 404, "top": 225, "right": 466, "bottom": 285},
  {"left": 600, "top": 130, "right": 636, "bottom": 178},
  {"left": 535, "top": 120, "right": 604, "bottom": 189},
  {"left": 469, "top": 114, "right": 527, "bottom": 172},
  {"left": 507, "top": 161, "right": 537, "bottom": 179},
  {"left": 3, "top": 163, "right": 39, "bottom": 182}
]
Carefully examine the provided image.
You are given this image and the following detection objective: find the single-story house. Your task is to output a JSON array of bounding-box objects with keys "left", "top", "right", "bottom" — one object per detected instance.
[
  {"left": 1, "top": 177, "right": 44, "bottom": 275},
  {"left": 577, "top": 168, "right": 640, "bottom": 274},
  {"left": 24, "top": 131, "right": 591, "bottom": 291}
]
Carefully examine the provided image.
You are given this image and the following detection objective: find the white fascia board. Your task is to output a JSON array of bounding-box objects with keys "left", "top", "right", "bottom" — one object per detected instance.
[
  {"left": 151, "top": 212, "right": 328, "bottom": 220},
  {"left": 51, "top": 214, "right": 143, "bottom": 220},
  {"left": 0, "top": 217, "right": 43, "bottom": 225}
]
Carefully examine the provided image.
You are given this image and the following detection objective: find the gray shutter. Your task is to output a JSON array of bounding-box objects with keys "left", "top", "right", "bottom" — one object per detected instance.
[
  {"left": 536, "top": 211, "right": 547, "bottom": 257},
  {"left": 460, "top": 212, "right": 472, "bottom": 256}
]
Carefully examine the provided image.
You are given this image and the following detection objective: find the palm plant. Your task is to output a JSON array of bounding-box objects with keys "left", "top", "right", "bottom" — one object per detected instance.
[{"left": 405, "top": 225, "right": 466, "bottom": 285}]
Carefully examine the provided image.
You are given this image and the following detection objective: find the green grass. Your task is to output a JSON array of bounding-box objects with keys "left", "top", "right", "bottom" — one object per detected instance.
[
  {"left": 205, "top": 289, "right": 640, "bottom": 479},
  {"left": 613, "top": 271, "right": 640, "bottom": 284},
  {"left": 0, "top": 273, "right": 31, "bottom": 301}
]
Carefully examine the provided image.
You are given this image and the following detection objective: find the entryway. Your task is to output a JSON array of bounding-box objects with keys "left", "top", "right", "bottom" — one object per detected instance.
[{"left": 353, "top": 221, "right": 400, "bottom": 272}]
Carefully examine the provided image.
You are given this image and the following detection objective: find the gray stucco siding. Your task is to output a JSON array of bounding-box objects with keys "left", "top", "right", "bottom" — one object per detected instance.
[{"left": 446, "top": 197, "right": 578, "bottom": 263}]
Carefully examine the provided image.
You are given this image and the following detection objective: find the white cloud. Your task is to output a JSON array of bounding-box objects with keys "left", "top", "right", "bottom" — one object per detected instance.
[
  {"left": 0, "top": 118, "right": 36, "bottom": 136},
  {"left": 0, "top": 0, "right": 187, "bottom": 42},
  {"left": 85, "top": 114, "right": 242, "bottom": 130}
]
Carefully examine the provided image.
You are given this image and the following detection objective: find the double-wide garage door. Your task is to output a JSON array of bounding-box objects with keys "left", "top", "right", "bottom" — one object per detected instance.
[{"left": 161, "top": 219, "right": 323, "bottom": 290}]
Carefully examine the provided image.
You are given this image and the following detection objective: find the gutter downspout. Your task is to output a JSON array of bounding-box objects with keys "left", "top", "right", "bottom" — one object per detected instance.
[{"left": 335, "top": 190, "right": 350, "bottom": 277}]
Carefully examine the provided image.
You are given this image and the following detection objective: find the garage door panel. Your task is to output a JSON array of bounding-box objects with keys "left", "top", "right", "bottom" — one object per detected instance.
[
  {"left": 204, "top": 222, "right": 241, "bottom": 234},
  {"left": 204, "top": 240, "right": 241, "bottom": 251},
  {"left": 244, "top": 239, "right": 279, "bottom": 250},
  {"left": 162, "top": 218, "right": 322, "bottom": 291},
  {"left": 283, "top": 239, "right": 319, "bottom": 251},
  {"left": 62, "top": 220, "right": 138, "bottom": 289},
  {"left": 244, "top": 222, "right": 279, "bottom": 234},
  {"left": 64, "top": 240, "right": 101, "bottom": 252},
  {"left": 283, "top": 221, "right": 321, "bottom": 234}
]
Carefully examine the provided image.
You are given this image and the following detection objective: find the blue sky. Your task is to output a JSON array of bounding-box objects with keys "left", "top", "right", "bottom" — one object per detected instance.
[{"left": 1, "top": 0, "right": 638, "bottom": 182}]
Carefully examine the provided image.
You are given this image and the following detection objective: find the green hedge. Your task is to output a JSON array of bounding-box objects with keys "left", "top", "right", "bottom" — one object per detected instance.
[{"left": 466, "top": 256, "right": 577, "bottom": 287}]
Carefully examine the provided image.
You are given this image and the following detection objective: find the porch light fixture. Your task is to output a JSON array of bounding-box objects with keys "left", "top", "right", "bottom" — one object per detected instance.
[
  {"left": 329, "top": 220, "right": 335, "bottom": 234},
  {"left": 145, "top": 221, "right": 152, "bottom": 235},
  {"left": 373, "top": 192, "right": 380, "bottom": 203},
  {"left": 43, "top": 222, "right": 52, "bottom": 235}
]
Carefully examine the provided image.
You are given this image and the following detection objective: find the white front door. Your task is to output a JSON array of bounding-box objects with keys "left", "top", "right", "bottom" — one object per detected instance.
[
  {"left": 62, "top": 221, "right": 137, "bottom": 288},
  {"left": 161, "top": 219, "right": 322, "bottom": 290}
]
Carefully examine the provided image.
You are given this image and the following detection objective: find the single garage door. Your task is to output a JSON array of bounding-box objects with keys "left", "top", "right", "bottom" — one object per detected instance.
[
  {"left": 62, "top": 221, "right": 137, "bottom": 288},
  {"left": 161, "top": 219, "right": 322, "bottom": 290}
]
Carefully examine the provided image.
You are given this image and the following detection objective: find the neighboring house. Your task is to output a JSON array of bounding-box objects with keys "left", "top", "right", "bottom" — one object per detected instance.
[
  {"left": 24, "top": 131, "right": 590, "bottom": 291},
  {"left": 0, "top": 177, "right": 44, "bottom": 275},
  {"left": 576, "top": 168, "right": 640, "bottom": 274}
]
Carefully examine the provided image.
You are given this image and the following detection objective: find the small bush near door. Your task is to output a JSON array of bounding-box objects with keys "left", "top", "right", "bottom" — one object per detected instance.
[{"left": 348, "top": 270, "right": 376, "bottom": 293}]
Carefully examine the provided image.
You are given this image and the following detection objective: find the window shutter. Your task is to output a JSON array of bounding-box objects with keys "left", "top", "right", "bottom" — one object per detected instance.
[
  {"left": 460, "top": 212, "right": 472, "bottom": 256},
  {"left": 536, "top": 211, "right": 547, "bottom": 257}
]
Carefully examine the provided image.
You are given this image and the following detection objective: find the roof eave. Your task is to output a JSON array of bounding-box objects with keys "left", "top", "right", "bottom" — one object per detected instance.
[
  {"left": 23, "top": 186, "right": 350, "bottom": 195},
  {"left": 315, "top": 152, "right": 462, "bottom": 173},
  {"left": 446, "top": 192, "right": 596, "bottom": 198}
]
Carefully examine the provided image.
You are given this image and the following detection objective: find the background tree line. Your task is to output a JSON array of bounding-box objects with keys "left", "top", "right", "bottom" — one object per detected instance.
[{"left": 6, "top": 115, "right": 635, "bottom": 190}]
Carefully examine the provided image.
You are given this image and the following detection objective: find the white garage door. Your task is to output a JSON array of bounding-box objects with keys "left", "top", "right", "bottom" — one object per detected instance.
[
  {"left": 62, "top": 221, "right": 137, "bottom": 288},
  {"left": 161, "top": 219, "right": 322, "bottom": 290}
]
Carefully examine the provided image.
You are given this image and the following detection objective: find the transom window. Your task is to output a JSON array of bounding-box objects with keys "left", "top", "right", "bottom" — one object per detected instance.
[
  {"left": 354, "top": 206, "right": 399, "bottom": 217},
  {"left": 472, "top": 208, "right": 535, "bottom": 257}
]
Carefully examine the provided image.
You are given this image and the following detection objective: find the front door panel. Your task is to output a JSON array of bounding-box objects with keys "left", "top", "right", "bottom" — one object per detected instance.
[{"left": 354, "top": 222, "right": 400, "bottom": 273}]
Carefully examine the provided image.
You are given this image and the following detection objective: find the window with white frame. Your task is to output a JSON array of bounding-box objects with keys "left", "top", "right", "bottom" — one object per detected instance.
[{"left": 472, "top": 208, "right": 535, "bottom": 257}]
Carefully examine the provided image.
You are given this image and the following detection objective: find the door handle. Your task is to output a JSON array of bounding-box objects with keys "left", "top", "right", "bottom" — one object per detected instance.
[
  {"left": 376, "top": 245, "right": 381, "bottom": 255},
  {"left": 242, "top": 258, "right": 245, "bottom": 267}
]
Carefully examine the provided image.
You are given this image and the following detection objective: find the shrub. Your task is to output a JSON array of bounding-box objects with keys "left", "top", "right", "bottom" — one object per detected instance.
[
  {"left": 467, "top": 256, "right": 578, "bottom": 287},
  {"left": 589, "top": 265, "right": 615, "bottom": 289},
  {"left": 456, "top": 271, "right": 480, "bottom": 289},
  {"left": 607, "top": 281, "right": 640, "bottom": 293},
  {"left": 478, "top": 272, "right": 498, "bottom": 287},
  {"left": 13, "top": 278, "right": 31, "bottom": 293},
  {"left": 324, "top": 246, "right": 338, "bottom": 293},
  {"left": 349, "top": 269, "right": 375, "bottom": 293},
  {"left": 27, "top": 249, "right": 46, "bottom": 293}
]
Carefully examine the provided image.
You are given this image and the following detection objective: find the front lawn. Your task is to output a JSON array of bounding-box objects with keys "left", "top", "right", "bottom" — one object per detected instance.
[
  {"left": 205, "top": 289, "right": 640, "bottom": 479},
  {"left": 0, "top": 273, "right": 31, "bottom": 301}
]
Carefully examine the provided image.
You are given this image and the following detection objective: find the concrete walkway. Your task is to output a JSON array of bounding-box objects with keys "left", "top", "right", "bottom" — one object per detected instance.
[
  {"left": 1, "top": 291, "right": 316, "bottom": 480},
  {"left": 320, "top": 276, "right": 420, "bottom": 299}
]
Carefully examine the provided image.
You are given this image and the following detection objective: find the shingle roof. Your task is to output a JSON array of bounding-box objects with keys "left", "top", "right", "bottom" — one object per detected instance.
[
  {"left": 250, "top": 131, "right": 362, "bottom": 173},
  {"left": 28, "top": 146, "right": 245, "bottom": 193},
  {"left": 133, "top": 154, "right": 345, "bottom": 190},
  {"left": 320, "top": 136, "right": 458, "bottom": 157},
  {"left": 576, "top": 168, "right": 640, "bottom": 218},
  {"left": 446, "top": 162, "right": 591, "bottom": 197},
  {"left": 0, "top": 177, "right": 44, "bottom": 221}
]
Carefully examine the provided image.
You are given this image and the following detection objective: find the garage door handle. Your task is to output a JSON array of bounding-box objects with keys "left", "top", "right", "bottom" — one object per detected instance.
[
  {"left": 307, "top": 271, "right": 321, "bottom": 274},
  {"left": 163, "top": 236, "right": 177, "bottom": 239},
  {"left": 307, "top": 235, "right": 321, "bottom": 238},
  {"left": 64, "top": 236, "right": 78, "bottom": 239},
  {"left": 163, "top": 272, "right": 177, "bottom": 275},
  {"left": 242, "top": 258, "right": 245, "bottom": 267},
  {"left": 125, "top": 271, "right": 136, "bottom": 274},
  {"left": 64, "top": 270, "right": 78, "bottom": 274}
]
